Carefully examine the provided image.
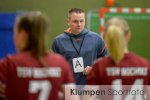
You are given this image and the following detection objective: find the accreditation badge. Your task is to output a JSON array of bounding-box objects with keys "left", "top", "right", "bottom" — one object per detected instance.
[{"left": 72, "top": 57, "right": 84, "bottom": 73}]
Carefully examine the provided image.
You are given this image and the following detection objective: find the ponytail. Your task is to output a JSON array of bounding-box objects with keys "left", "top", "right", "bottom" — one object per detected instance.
[{"left": 104, "top": 25, "right": 126, "bottom": 64}]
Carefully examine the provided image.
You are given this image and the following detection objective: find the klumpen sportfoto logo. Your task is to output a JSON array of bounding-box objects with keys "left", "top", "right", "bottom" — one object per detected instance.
[{"left": 65, "top": 85, "right": 149, "bottom": 100}]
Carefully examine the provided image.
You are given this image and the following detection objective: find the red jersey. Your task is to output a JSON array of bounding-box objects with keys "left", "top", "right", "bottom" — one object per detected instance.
[
  {"left": 0, "top": 52, "right": 74, "bottom": 100},
  {"left": 87, "top": 52, "right": 150, "bottom": 100}
]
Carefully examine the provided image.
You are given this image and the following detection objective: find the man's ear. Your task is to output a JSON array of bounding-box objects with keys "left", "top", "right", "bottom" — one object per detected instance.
[{"left": 67, "top": 19, "right": 70, "bottom": 26}]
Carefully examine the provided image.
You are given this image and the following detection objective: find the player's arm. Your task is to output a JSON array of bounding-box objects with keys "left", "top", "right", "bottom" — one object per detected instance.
[
  {"left": 146, "top": 62, "right": 150, "bottom": 100},
  {"left": 0, "top": 57, "right": 10, "bottom": 100},
  {"left": 87, "top": 62, "right": 100, "bottom": 85},
  {"left": 0, "top": 82, "right": 5, "bottom": 100},
  {"left": 59, "top": 83, "right": 79, "bottom": 100},
  {"left": 60, "top": 57, "right": 80, "bottom": 100}
]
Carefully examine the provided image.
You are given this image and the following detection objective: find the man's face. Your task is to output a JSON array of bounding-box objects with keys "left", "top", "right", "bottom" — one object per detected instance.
[{"left": 67, "top": 12, "right": 85, "bottom": 34}]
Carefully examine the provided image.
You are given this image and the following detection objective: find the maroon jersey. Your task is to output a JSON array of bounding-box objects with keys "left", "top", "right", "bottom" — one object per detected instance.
[
  {"left": 87, "top": 52, "right": 150, "bottom": 100},
  {"left": 0, "top": 52, "right": 74, "bottom": 100},
  {"left": 88, "top": 52, "right": 150, "bottom": 85}
]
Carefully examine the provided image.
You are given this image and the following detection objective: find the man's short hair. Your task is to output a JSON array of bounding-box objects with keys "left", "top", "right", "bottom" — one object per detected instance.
[{"left": 68, "top": 8, "right": 84, "bottom": 18}]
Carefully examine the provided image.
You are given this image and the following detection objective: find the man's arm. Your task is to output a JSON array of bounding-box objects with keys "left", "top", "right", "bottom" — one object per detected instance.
[
  {"left": 51, "top": 39, "right": 60, "bottom": 53},
  {"left": 97, "top": 36, "right": 108, "bottom": 58}
]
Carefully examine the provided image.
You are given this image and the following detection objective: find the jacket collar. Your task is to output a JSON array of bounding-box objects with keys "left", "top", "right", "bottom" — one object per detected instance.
[{"left": 64, "top": 28, "right": 88, "bottom": 38}]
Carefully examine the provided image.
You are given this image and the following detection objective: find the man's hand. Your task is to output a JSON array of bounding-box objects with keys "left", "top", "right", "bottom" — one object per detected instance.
[{"left": 83, "top": 66, "right": 92, "bottom": 75}]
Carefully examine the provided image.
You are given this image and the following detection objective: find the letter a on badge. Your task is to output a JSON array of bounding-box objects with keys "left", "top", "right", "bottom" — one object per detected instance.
[
  {"left": 75, "top": 60, "right": 82, "bottom": 68},
  {"left": 72, "top": 57, "right": 84, "bottom": 73}
]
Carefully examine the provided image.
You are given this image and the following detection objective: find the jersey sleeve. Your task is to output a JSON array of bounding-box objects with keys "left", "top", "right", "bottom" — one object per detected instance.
[
  {"left": 87, "top": 62, "right": 100, "bottom": 85},
  {"left": 60, "top": 57, "right": 74, "bottom": 84},
  {"left": 148, "top": 62, "right": 150, "bottom": 85},
  {"left": 0, "top": 57, "right": 9, "bottom": 84}
]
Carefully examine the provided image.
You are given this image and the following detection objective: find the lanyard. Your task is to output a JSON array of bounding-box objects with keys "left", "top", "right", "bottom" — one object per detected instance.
[{"left": 69, "top": 34, "right": 85, "bottom": 57}]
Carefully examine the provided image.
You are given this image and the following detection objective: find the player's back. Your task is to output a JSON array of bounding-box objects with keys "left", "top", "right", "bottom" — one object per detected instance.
[
  {"left": 0, "top": 52, "right": 74, "bottom": 100},
  {"left": 87, "top": 52, "right": 150, "bottom": 100},
  {"left": 88, "top": 52, "right": 150, "bottom": 85}
]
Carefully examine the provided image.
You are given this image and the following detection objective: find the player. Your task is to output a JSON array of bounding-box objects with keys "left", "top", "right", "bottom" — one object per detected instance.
[
  {"left": 0, "top": 12, "right": 78, "bottom": 100},
  {"left": 87, "top": 17, "right": 150, "bottom": 100}
]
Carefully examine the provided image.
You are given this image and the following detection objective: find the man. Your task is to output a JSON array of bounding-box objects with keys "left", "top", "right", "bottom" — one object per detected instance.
[{"left": 52, "top": 8, "right": 107, "bottom": 85}]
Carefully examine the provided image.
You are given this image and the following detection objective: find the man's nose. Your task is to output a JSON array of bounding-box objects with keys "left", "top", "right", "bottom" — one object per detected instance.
[{"left": 77, "top": 21, "right": 81, "bottom": 26}]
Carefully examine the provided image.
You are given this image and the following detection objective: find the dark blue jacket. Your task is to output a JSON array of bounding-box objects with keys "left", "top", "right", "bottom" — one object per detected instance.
[{"left": 52, "top": 28, "right": 107, "bottom": 85}]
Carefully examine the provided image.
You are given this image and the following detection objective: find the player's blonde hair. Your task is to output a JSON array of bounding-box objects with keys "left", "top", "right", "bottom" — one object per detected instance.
[
  {"left": 104, "top": 17, "right": 130, "bottom": 64},
  {"left": 104, "top": 17, "right": 130, "bottom": 35},
  {"left": 104, "top": 25, "right": 126, "bottom": 64}
]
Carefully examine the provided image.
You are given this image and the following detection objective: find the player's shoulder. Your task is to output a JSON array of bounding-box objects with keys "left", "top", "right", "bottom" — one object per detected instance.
[
  {"left": 129, "top": 52, "right": 149, "bottom": 64},
  {"left": 0, "top": 53, "right": 23, "bottom": 65},
  {"left": 47, "top": 52, "right": 70, "bottom": 71},
  {"left": 93, "top": 55, "right": 110, "bottom": 65},
  {"left": 48, "top": 52, "right": 66, "bottom": 61}
]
